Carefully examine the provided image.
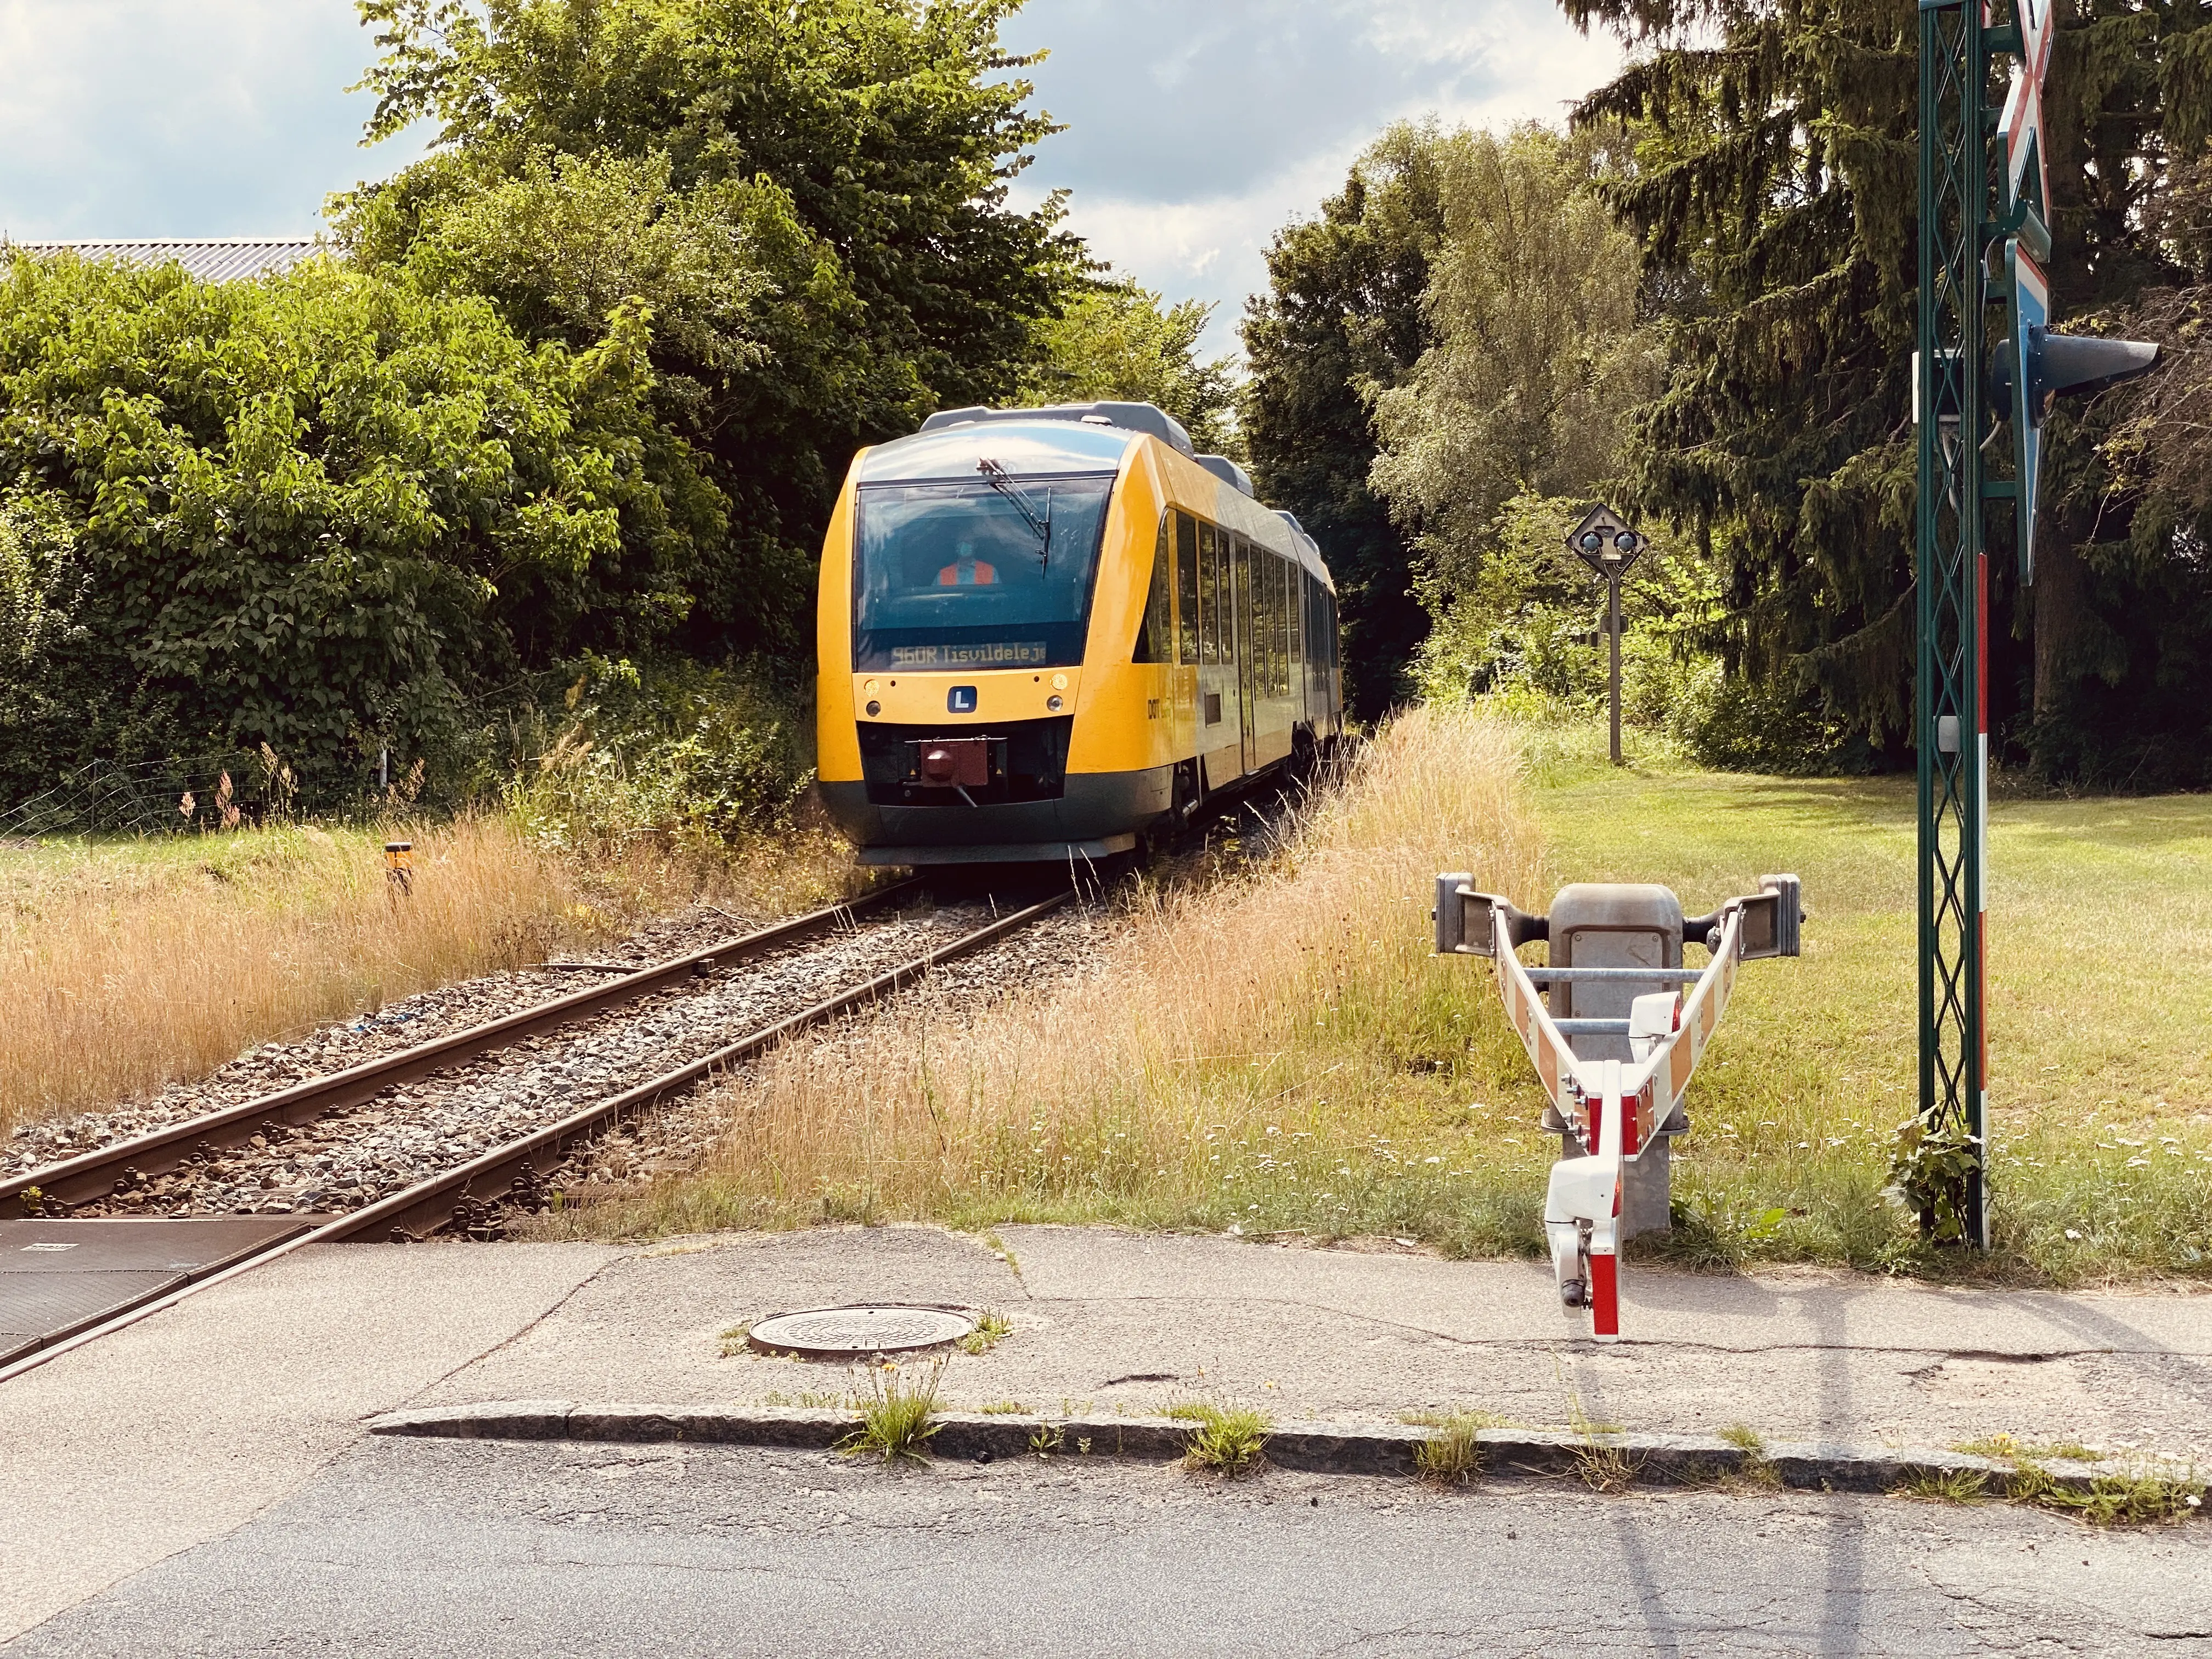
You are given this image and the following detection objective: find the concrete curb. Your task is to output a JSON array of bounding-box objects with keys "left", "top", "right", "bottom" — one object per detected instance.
[{"left": 363, "top": 1401, "right": 2176, "bottom": 1496}]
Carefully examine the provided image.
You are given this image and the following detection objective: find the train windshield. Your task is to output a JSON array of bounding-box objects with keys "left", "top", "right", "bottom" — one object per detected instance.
[{"left": 852, "top": 473, "right": 1115, "bottom": 672}]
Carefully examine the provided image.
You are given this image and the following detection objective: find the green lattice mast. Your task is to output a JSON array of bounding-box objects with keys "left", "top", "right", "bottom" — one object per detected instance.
[{"left": 1914, "top": 0, "right": 2156, "bottom": 1247}]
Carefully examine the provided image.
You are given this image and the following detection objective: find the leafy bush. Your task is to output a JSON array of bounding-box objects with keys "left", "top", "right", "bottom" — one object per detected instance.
[
  {"left": 1411, "top": 492, "right": 1884, "bottom": 774},
  {"left": 503, "top": 658, "right": 813, "bottom": 855},
  {"left": 1409, "top": 493, "right": 1711, "bottom": 727},
  {"left": 0, "top": 251, "right": 720, "bottom": 809}
]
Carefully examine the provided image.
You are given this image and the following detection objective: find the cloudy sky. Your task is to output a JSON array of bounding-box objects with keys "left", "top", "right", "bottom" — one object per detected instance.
[{"left": 0, "top": 0, "right": 1621, "bottom": 354}]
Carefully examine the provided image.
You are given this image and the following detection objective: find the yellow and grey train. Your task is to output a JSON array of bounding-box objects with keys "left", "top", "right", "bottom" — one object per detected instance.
[{"left": 815, "top": 400, "right": 1344, "bottom": 865}]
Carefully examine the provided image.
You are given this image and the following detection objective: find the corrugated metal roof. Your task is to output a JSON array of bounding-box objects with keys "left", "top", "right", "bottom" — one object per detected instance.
[{"left": 2, "top": 239, "right": 323, "bottom": 283}]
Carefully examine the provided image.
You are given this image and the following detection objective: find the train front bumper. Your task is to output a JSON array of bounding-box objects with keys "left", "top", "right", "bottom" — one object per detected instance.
[{"left": 820, "top": 766, "right": 1174, "bottom": 865}]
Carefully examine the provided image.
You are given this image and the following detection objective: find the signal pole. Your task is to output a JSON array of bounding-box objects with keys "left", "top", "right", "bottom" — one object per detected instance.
[
  {"left": 1567, "top": 505, "right": 1648, "bottom": 768},
  {"left": 1914, "top": 0, "right": 1991, "bottom": 1248},
  {"left": 1914, "top": 0, "right": 2155, "bottom": 1246}
]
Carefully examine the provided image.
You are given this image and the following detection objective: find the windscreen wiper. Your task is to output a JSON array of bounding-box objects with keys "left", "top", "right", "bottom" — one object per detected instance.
[{"left": 977, "top": 459, "right": 1052, "bottom": 570}]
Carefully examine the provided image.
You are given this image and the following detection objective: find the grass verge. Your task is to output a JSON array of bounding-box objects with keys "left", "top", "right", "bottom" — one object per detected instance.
[
  {"left": 540, "top": 705, "right": 2211, "bottom": 1286},
  {"left": 539, "top": 705, "right": 1553, "bottom": 1251},
  {"left": 2, "top": 812, "right": 854, "bottom": 1138},
  {"left": 1525, "top": 718, "right": 2212, "bottom": 1284}
]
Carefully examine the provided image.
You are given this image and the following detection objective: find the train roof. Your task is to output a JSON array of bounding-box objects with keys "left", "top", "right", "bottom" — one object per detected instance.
[{"left": 862, "top": 405, "right": 1334, "bottom": 590}]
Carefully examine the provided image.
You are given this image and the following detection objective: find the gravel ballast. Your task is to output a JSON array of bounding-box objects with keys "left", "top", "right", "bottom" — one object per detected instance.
[{"left": 11, "top": 894, "right": 1104, "bottom": 1222}]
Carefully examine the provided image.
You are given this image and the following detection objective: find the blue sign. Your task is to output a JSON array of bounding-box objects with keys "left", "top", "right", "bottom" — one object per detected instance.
[
  {"left": 2007, "top": 241, "right": 2050, "bottom": 582},
  {"left": 947, "top": 685, "right": 978, "bottom": 714}
]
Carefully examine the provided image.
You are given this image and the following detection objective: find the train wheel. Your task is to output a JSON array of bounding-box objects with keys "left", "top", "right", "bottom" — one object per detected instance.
[{"left": 1171, "top": 758, "right": 1201, "bottom": 825}]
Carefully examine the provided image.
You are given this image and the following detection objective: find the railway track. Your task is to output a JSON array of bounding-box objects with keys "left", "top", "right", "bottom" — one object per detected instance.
[{"left": 0, "top": 882, "right": 1071, "bottom": 1383}]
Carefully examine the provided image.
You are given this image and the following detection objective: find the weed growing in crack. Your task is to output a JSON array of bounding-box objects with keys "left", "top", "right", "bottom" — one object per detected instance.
[
  {"left": 1899, "top": 1466, "right": 1990, "bottom": 1505},
  {"left": 981, "top": 1231, "right": 1022, "bottom": 1276},
  {"left": 1171, "top": 1402, "right": 1271, "bottom": 1476},
  {"left": 1707, "top": 1423, "right": 1782, "bottom": 1488},
  {"left": 2008, "top": 1462, "right": 2206, "bottom": 1526},
  {"left": 839, "top": 1358, "right": 944, "bottom": 1464},
  {"left": 979, "top": 1399, "right": 1026, "bottom": 1415},
  {"left": 1952, "top": 1432, "right": 2100, "bottom": 1464},
  {"left": 1411, "top": 1410, "right": 1498, "bottom": 1487},
  {"left": 1560, "top": 1375, "right": 1637, "bottom": 1492},
  {"left": 958, "top": 1310, "right": 1014, "bottom": 1355}
]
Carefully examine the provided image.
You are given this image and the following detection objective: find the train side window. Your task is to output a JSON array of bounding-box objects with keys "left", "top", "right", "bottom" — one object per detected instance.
[
  {"left": 1230, "top": 535, "right": 1248, "bottom": 668},
  {"left": 1221, "top": 528, "right": 1238, "bottom": 667},
  {"left": 1197, "top": 521, "right": 1219, "bottom": 665},
  {"left": 1176, "top": 511, "right": 1200, "bottom": 667},
  {"left": 1265, "top": 553, "right": 1283, "bottom": 695},
  {"left": 1134, "top": 513, "right": 1172, "bottom": 663}
]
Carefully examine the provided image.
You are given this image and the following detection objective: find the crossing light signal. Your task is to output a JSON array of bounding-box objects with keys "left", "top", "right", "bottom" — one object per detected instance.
[
  {"left": 1990, "top": 329, "right": 2159, "bottom": 427},
  {"left": 1994, "top": 240, "right": 2160, "bottom": 584}
]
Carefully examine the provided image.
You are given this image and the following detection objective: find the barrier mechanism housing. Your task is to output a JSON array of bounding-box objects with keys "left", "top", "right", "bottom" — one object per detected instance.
[{"left": 1434, "top": 873, "right": 1804, "bottom": 1340}]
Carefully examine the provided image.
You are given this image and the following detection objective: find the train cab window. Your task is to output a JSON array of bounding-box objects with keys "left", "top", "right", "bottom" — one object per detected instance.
[
  {"left": 851, "top": 473, "right": 1114, "bottom": 671},
  {"left": 1134, "top": 514, "right": 1173, "bottom": 663},
  {"left": 1175, "top": 511, "right": 1200, "bottom": 667}
]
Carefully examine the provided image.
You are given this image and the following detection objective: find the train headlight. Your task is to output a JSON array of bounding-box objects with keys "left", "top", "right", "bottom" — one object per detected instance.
[
  {"left": 1047, "top": 695, "right": 1064, "bottom": 712},
  {"left": 865, "top": 700, "right": 881, "bottom": 717}
]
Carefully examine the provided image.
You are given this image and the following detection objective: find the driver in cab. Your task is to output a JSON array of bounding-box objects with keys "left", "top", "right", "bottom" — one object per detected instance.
[{"left": 937, "top": 537, "right": 998, "bottom": 587}]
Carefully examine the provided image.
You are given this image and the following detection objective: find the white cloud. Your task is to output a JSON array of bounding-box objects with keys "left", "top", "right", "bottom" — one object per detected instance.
[
  {"left": 0, "top": 0, "right": 426, "bottom": 240},
  {"left": 1005, "top": 0, "right": 1624, "bottom": 354}
]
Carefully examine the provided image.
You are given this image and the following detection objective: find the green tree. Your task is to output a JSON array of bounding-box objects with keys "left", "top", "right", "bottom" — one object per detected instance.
[
  {"left": 1242, "top": 125, "right": 1449, "bottom": 720},
  {"left": 1560, "top": 0, "right": 2212, "bottom": 776},
  {"left": 347, "top": 0, "right": 1083, "bottom": 662},
  {"left": 1014, "top": 278, "right": 1238, "bottom": 455},
  {"left": 0, "top": 252, "right": 713, "bottom": 803},
  {"left": 1368, "top": 122, "right": 1660, "bottom": 606}
]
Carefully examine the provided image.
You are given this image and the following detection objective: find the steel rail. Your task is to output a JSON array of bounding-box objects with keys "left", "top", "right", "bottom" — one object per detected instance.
[
  {"left": 0, "top": 890, "right": 1067, "bottom": 1387},
  {"left": 1, "top": 879, "right": 918, "bottom": 1217}
]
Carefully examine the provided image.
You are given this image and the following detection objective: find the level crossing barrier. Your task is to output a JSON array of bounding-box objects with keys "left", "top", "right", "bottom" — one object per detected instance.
[{"left": 1435, "top": 874, "right": 1804, "bottom": 1340}]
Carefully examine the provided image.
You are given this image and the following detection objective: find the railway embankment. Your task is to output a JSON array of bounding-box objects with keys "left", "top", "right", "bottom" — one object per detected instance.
[{"left": 537, "top": 708, "right": 2212, "bottom": 1291}]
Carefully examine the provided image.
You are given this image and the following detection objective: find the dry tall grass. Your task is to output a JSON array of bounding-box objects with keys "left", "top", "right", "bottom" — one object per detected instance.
[
  {"left": 2, "top": 816, "right": 856, "bottom": 1136},
  {"left": 566, "top": 707, "right": 1558, "bottom": 1249}
]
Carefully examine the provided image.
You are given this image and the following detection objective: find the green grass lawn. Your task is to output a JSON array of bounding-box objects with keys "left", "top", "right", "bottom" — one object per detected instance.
[{"left": 1525, "top": 725, "right": 2212, "bottom": 1283}]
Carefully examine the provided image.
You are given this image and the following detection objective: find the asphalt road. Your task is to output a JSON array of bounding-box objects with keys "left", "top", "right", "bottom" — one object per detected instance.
[{"left": 10, "top": 1439, "right": 2208, "bottom": 1657}]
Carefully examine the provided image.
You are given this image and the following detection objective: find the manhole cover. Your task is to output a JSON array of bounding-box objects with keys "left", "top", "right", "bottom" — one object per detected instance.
[{"left": 747, "top": 1305, "right": 974, "bottom": 1358}]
